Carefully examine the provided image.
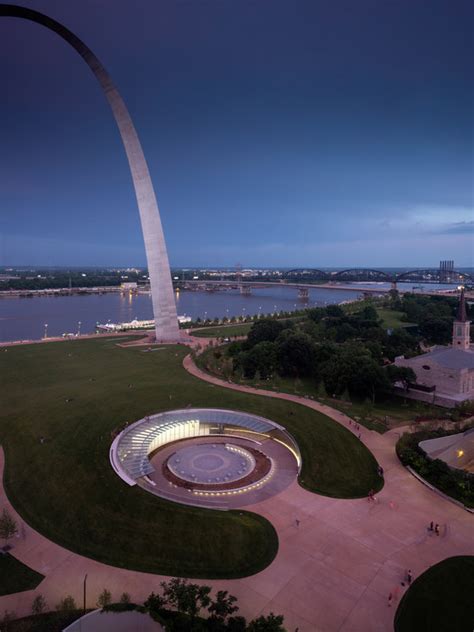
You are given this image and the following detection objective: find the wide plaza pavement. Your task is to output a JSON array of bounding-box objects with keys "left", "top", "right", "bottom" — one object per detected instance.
[{"left": 0, "top": 352, "right": 472, "bottom": 631}]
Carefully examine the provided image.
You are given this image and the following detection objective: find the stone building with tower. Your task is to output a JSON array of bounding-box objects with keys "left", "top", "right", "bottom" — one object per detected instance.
[{"left": 394, "top": 289, "right": 474, "bottom": 407}]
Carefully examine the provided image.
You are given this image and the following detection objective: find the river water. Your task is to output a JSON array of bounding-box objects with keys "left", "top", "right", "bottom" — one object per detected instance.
[
  {"left": 0, "top": 282, "right": 456, "bottom": 343},
  {"left": 0, "top": 286, "right": 362, "bottom": 342}
]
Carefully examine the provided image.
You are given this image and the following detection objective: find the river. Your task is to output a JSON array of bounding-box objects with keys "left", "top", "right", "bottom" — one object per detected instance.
[
  {"left": 0, "top": 285, "right": 363, "bottom": 342},
  {"left": 0, "top": 281, "right": 457, "bottom": 343}
]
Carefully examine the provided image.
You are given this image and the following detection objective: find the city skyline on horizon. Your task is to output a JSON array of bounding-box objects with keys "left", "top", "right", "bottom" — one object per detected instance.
[
  {"left": 1, "top": 0, "right": 473, "bottom": 268},
  {"left": 3, "top": 262, "right": 474, "bottom": 272}
]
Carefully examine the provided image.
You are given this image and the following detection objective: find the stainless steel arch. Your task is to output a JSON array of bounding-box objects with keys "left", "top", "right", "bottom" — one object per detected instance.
[{"left": 0, "top": 4, "right": 180, "bottom": 341}]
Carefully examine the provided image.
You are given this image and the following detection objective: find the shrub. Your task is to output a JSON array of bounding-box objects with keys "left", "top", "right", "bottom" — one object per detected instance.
[
  {"left": 97, "top": 588, "right": 112, "bottom": 608},
  {"left": 31, "top": 594, "right": 47, "bottom": 615},
  {"left": 56, "top": 595, "right": 76, "bottom": 611},
  {"left": 396, "top": 428, "right": 474, "bottom": 507}
]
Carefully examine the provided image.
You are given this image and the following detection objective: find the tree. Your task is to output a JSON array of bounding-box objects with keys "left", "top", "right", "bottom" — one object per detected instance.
[
  {"left": 235, "top": 342, "right": 278, "bottom": 379},
  {"left": 386, "top": 365, "right": 416, "bottom": 390},
  {"left": 119, "top": 592, "right": 131, "bottom": 604},
  {"left": 276, "top": 331, "right": 317, "bottom": 377},
  {"left": 245, "top": 319, "right": 291, "bottom": 349},
  {"left": 160, "top": 578, "right": 211, "bottom": 621},
  {"left": 247, "top": 612, "right": 286, "bottom": 631},
  {"left": 419, "top": 318, "right": 451, "bottom": 345},
  {"left": 56, "top": 595, "right": 76, "bottom": 611},
  {"left": 208, "top": 590, "right": 239, "bottom": 622},
  {"left": 0, "top": 508, "right": 17, "bottom": 545},
  {"left": 360, "top": 304, "right": 378, "bottom": 321},
  {"left": 0, "top": 610, "right": 16, "bottom": 627},
  {"left": 144, "top": 591, "right": 166, "bottom": 612},
  {"left": 31, "top": 595, "right": 47, "bottom": 615},
  {"left": 97, "top": 588, "right": 112, "bottom": 608},
  {"left": 334, "top": 322, "right": 357, "bottom": 343},
  {"left": 321, "top": 345, "right": 389, "bottom": 403},
  {"left": 306, "top": 307, "right": 326, "bottom": 323},
  {"left": 384, "top": 328, "right": 419, "bottom": 361},
  {"left": 226, "top": 616, "right": 247, "bottom": 632},
  {"left": 388, "top": 288, "right": 402, "bottom": 310},
  {"left": 325, "top": 304, "right": 344, "bottom": 318}
]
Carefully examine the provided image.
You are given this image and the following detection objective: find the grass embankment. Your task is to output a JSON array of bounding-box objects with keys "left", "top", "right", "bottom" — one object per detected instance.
[
  {"left": 394, "top": 556, "right": 474, "bottom": 632},
  {"left": 0, "top": 339, "right": 381, "bottom": 578},
  {"left": 190, "top": 323, "right": 253, "bottom": 338},
  {"left": 0, "top": 554, "right": 44, "bottom": 596},
  {"left": 376, "top": 308, "right": 416, "bottom": 329}
]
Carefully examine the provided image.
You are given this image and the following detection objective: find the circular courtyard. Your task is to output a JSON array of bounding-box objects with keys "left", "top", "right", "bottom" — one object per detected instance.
[
  {"left": 110, "top": 408, "right": 301, "bottom": 508},
  {"left": 167, "top": 443, "right": 256, "bottom": 485}
]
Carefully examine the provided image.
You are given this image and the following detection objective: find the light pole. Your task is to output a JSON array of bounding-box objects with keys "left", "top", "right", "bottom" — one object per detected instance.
[
  {"left": 43, "top": 323, "right": 48, "bottom": 339},
  {"left": 77, "top": 321, "right": 82, "bottom": 336},
  {"left": 83, "top": 573, "right": 88, "bottom": 614}
]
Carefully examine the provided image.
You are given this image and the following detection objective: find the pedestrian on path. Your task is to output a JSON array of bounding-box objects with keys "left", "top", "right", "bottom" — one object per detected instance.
[
  {"left": 435, "top": 523, "right": 440, "bottom": 536},
  {"left": 428, "top": 521, "right": 434, "bottom": 532},
  {"left": 295, "top": 518, "right": 300, "bottom": 527},
  {"left": 388, "top": 592, "right": 393, "bottom": 607},
  {"left": 407, "top": 570, "right": 413, "bottom": 585}
]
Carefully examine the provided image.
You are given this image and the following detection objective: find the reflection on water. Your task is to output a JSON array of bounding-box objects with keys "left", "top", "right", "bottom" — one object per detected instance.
[{"left": 0, "top": 286, "right": 363, "bottom": 342}]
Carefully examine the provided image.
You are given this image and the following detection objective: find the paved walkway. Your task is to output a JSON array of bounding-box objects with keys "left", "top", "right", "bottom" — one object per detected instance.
[{"left": 0, "top": 356, "right": 473, "bottom": 631}]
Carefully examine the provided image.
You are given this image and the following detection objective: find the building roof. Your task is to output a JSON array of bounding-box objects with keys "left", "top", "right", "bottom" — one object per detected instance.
[{"left": 419, "top": 346, "right": 474, "bottom": 370}]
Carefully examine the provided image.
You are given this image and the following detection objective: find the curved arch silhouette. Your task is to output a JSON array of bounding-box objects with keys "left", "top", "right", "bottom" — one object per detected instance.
[{"left": 0, "top": 4, "right": 180, "bottom": 341}]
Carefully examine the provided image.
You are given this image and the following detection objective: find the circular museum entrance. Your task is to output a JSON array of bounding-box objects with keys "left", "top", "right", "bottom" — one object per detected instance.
[{"left": 110, "top": 408, "right": 301, "bottom": 509}]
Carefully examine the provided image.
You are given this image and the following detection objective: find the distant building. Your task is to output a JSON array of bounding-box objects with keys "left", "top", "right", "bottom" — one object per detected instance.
[
  {"left": 120, "top": 282, "right": 138, "bottom": 291},
  {"left": 395, "top": 289, "right": 474, "bottom": 407},
  {"left": 439, "top": 259, "right": 454, "bottom": 282}
]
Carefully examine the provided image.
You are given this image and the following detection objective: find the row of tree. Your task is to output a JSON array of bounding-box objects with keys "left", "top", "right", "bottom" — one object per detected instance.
[
  {"left": 387, "top": 291, "right": 469, "bottom": 345},
  {"left": 18, "top": 579, "right": 286, "bottom": 632},
  {"left": 220, "top": 309, "right": 417, "bottom": 402}
]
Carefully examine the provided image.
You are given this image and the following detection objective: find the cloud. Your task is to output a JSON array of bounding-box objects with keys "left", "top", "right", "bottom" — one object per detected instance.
[{"left": 433, "top": 220, "right": 474, "bottom": 235}]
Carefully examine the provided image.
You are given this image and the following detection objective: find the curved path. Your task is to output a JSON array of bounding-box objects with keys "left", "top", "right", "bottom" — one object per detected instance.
[{"left": 0, "top": 360, "right": 473, "bottom": 631}]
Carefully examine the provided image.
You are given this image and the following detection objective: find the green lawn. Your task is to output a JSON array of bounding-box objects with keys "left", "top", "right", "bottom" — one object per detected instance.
[
  {"left": 395, "top": 556, "right": 474, "bottom": 632},
  {"left": 376, "top": 308, "right": 415, "bottom": 329},
  {"left": 0, "top": 338, "right": 381, "bottom": 578},
  {"left": 0, "top": 554, "right": 44, "bottom": 596},
  {"left": 190, "top": 323, "right": 253, "bottom": 338}
]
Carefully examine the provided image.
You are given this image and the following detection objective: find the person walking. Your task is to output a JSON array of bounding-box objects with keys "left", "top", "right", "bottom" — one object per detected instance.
[
  {"left": 435, "top": 523, "right": 440, "bottom": 536},
  {"left": 295, "top": 518, "right": 300, "bottom": 527},
  {"left": 428, "top": 521, "right": 434, "bottom": 532},
  {"left": 407, "top": 570, "right": 413, "bottom": 585},
  {"left": 388, "top": 592, "right": 393, "bottom": 607}
]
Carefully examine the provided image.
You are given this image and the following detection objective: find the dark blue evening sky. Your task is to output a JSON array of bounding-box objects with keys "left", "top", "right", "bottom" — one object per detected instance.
[{"left": 0, "top": 0, "right": 472, "bottom": 267}]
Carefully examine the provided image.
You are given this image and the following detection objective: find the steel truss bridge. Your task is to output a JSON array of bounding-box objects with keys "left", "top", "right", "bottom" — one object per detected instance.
[
  {"left": 176, "top": 268, "right": 472, "bottom": 301},
  {"left": 281, "top": 268, "right": 473, "bottom": 284}
]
